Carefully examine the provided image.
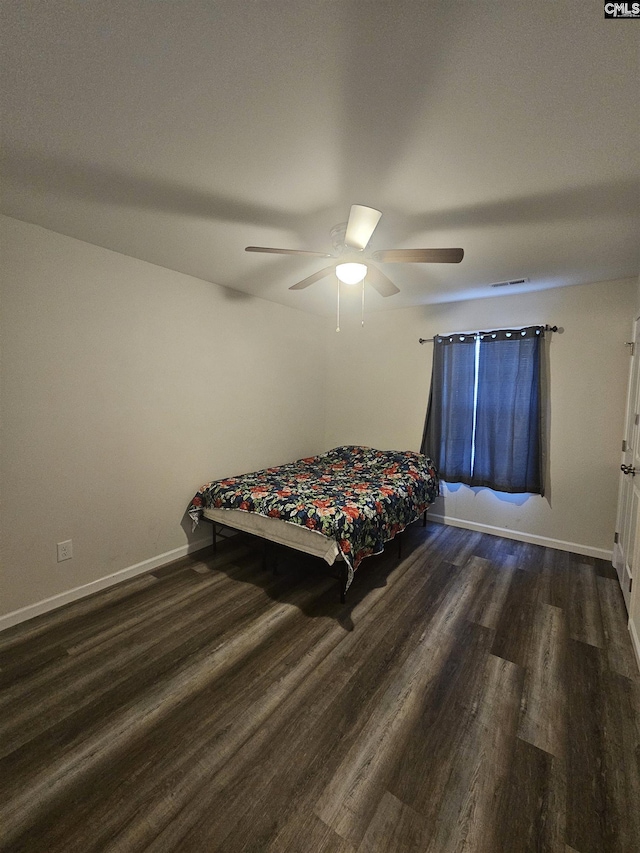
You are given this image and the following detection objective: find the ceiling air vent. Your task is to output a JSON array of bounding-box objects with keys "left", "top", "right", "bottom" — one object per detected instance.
[{"left": 490, "top": 277, "right": 529, "bottom": 288}]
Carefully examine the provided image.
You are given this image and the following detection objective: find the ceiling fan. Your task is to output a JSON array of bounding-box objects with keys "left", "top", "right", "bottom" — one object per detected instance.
[{"left": 246, "top": 204, "right": 464, "bottom": 297}]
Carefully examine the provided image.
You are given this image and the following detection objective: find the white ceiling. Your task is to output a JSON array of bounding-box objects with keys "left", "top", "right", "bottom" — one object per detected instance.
[{"left": 1, "top": 1, "right": 639, "bottom": 315}]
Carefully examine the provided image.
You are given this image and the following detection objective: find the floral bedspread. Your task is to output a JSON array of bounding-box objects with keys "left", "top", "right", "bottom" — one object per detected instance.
[{"left": 187, "top": 446, "right": 439, "bottom": 589}]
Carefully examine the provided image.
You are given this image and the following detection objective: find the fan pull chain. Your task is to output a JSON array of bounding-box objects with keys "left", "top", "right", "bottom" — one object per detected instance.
[
  {"left": 361, "top": 277, "right": 366, "bottom": 326},
  {"left": 336, "top": 277, "right": 340, "bottom": 332}
]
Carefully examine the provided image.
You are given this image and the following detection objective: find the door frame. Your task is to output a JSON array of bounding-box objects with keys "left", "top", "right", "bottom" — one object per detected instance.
[
  {"left": 613, "top": 320, "right": 638, "bottom": 606},
  {"left": 614, "top": 317, "right": 640, "bottom": 668}
]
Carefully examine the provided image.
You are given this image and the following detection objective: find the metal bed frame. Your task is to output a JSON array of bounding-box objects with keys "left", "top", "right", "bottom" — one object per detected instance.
[{"left": 204, "top": 510, "right": 428, "bottom": 603}]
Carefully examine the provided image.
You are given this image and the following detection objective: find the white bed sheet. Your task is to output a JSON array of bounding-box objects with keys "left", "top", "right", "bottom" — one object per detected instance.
[{"left": 203, "top": 507, "right": 341, "bottom": 565}]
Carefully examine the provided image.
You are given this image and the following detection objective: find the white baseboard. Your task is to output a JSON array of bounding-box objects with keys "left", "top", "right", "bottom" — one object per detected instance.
[
  {"left": 429, "top": 514, "right": 613, "bottom": 562},
  {"left": 1, "top": 518, "right": 613, "bottom": 634},
  {"left": 0, "top": 535, "right": 213, "bottom": 633}
]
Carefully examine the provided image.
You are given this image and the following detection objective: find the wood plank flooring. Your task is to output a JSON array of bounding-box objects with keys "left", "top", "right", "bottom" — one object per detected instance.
[{"left": 0, "top": 522, "right": 638, "bottom": 853}]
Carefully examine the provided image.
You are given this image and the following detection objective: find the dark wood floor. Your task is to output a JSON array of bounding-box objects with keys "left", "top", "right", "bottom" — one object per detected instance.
[{"left": 1, "top": 522, "right": 639, "bottom": 853}]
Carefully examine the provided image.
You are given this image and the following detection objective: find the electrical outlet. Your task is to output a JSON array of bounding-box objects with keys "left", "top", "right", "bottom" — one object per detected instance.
[{"left": 57, "top": 540, "right": 73, "bottom": 562}]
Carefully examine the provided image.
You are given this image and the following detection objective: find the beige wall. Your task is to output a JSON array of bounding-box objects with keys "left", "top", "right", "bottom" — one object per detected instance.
[
  {"left": 0, "top": 216, "right": 327, "bottom": 620},
  {"left": 323, "top": 278, "right": 636, "bottom": 557}
]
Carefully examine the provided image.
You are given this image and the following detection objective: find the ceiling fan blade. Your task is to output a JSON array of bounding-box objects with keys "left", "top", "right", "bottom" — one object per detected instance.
[
  {"left": 372, "top": 248, "right": 464, "bottom": 264},
  {"left": 246, "top": 246, "right": 332, "bottom": 258},
  {"left": 344, "top": 205, "right": 382, "bottom": 250},
  {"left": 366, "top": 264, "right": 400, "bottom": 297},
  {"left": 289, "top": 265, "right": 336, "bottom": 290}
]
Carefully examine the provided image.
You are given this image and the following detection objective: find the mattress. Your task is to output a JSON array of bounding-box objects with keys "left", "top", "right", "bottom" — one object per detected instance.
[{"left": 202, "top": 506, "right": 341, "bottom": 564}]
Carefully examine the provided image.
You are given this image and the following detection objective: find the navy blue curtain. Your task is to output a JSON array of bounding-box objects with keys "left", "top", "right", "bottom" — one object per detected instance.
[
  {"left": 421, "top": 326, "right": 544, "bottom": 495},
  {"left": 420, "top": 334, "right": 476, "bottom": 483}
]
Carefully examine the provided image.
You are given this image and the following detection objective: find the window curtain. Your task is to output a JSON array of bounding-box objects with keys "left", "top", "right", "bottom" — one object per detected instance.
[
  {"left": 421, "top": 334, "right": 477, "bottom": 483},
  {"left": 421, "top": 326, "right": 544, "bottom": 495}
]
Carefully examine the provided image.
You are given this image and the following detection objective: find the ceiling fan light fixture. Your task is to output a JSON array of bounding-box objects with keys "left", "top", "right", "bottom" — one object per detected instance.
[{"left": 335, "top": 262, "right": 367, "bottom": 285}]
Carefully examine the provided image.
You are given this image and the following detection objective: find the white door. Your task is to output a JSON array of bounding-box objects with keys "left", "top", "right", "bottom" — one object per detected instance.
[{"left": 614, "top": 321, "right": 640, "bottom": 609}]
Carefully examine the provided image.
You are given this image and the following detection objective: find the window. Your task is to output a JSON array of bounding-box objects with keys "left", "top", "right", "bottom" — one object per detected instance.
[{"left": 421, "top": 326, "right": 544, "bottom": 495}]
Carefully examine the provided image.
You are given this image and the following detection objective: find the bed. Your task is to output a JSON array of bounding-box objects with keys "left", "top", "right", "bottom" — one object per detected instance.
[{"left": 187, "top": 445, "right": 439, "bottom": 601}]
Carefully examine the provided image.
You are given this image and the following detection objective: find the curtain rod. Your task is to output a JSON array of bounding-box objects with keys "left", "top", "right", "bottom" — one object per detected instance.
[{"left": 418, "top": 324, "right": 558, "bottom": 344}]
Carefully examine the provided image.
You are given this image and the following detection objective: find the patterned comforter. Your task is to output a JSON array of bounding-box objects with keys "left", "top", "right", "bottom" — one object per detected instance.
[{"left": 187, "top": 446, "right": 439, "bottom": 589}]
